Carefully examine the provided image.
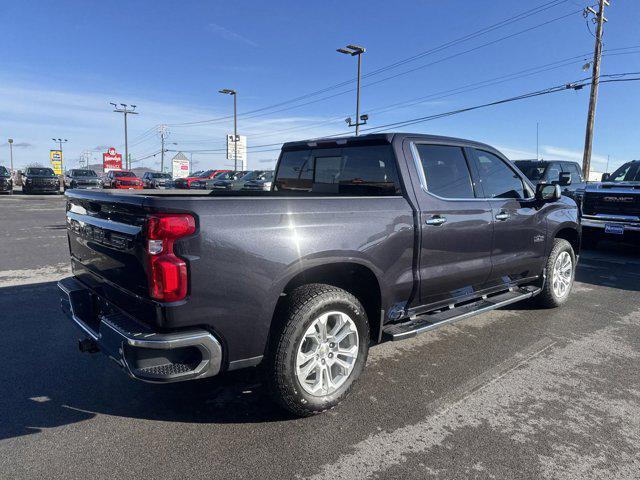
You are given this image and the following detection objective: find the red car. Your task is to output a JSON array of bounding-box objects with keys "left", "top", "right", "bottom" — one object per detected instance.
[
  {"left": 174, "top": 169, "right": 232, "bottom": 189},
  {"left": 101, "top": 170, "right": 144, "bottom": 189}
]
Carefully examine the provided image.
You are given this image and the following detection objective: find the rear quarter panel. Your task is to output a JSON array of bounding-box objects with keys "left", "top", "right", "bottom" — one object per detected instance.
[{"left": 145, "top": 195, "right": 415, "bottom": 363}]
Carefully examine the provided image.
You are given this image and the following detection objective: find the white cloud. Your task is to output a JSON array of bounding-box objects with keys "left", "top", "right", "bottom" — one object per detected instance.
[
  {"left": 0, "top": 80, "right": 342, "bottom": 170},
  {"left": 541, "top": 145, "right": 608, "bottom": 170},
  {"left": 207, "top": 23, "right": 258, "bottom": 48}
]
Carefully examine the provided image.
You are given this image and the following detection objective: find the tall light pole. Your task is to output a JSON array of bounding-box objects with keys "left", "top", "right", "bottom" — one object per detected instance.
[
  {"left": 111, "top": 103, "right": 138, "bottom": 170},
  {"left": 7, "top": 138, "right": 14, "bottom": 173},
  {"left": 337, "top": 44, "right": 368, "bottom": 135},
  {"left": 52, "top": 138, "right": 68, "bottom": 172},
  {"left": 219, "top": 89, "right": 238, "bottom": 170}
]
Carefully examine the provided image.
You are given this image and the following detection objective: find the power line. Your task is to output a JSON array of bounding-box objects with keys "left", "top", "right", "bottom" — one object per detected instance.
[
  {"left": 363, "top": 74, "right": 640, "bottom": 133},
  {"left": 165, "top": 0, "right": 580, "bottom": 128},
  {"left": 163, "top": 47, "right": 639, "bottom": 149}
]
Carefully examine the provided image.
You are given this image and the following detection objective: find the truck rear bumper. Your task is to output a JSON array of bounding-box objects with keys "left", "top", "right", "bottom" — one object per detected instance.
[{"left": 58, "top": 276, "right": 223, "bottom": 383}]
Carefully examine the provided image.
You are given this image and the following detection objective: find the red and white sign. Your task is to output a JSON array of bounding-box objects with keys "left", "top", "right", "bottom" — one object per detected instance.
[{"left": 103, "top": 148, "right": 123, "bottom": 173}]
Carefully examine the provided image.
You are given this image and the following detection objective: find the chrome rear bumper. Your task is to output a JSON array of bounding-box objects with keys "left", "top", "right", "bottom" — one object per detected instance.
[{"left": 58, "top": 276, "right": 222, "bottom": 383}]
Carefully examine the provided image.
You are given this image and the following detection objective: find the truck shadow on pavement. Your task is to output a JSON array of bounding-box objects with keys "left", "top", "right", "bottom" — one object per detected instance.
[
  {"left": 2, "top": 243, "right": 637, "bottom": 441},
  {"left": 0, "top": 281, "right": 293, "bottom": 441},
  {"left": 574, "top": 242, "right": 640, "bottom": 293}
]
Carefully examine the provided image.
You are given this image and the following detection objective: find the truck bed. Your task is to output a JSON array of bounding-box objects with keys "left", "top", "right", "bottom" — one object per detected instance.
[{"left": 64, "top": 188, "right": 416, "bottom": 363}]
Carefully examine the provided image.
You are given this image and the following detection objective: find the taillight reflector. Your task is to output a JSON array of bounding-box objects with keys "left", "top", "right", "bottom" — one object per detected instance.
[{"left": 146, "top": 214, "right": 196, "bottom": 302}]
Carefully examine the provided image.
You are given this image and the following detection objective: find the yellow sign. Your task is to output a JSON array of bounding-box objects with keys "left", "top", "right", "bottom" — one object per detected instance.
[{"left": 50, "top": 150, "right": 63, "bottom": 175}]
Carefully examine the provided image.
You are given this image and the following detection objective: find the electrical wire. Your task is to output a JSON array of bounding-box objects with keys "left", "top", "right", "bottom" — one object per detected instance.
[{"left": 164, "top": 0, "right": 580, "bottom": 127}]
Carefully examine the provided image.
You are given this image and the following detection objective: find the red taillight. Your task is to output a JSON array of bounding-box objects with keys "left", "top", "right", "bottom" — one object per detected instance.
[{"left": 146, "top": 214, "right": 196, "bottom": 302}]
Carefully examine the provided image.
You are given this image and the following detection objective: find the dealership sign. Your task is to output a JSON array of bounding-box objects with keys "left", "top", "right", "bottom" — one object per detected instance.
[
  {"left": 103, "top": 147, "right": 123, "bottom": 172},
  {"left": 50, "top": 150, "right": 63, "bottom": 175},
  {"left": 171, "top": 152, "right": 190, "bottom": 179},
  {"left": 226, "top": 135, "right": 247, "bottom": 168}
]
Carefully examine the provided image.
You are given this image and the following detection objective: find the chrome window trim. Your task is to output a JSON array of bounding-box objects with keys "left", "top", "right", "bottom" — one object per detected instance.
[{"left": 409, "top": 142, "right": 490, "bottom": 203}]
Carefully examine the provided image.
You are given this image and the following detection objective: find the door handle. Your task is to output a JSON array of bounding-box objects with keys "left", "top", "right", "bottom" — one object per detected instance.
[
  {"left": 425, "top": 216, "right": 447, "bottom": 226},
  {"left": 495, "top": 211, "right": 510, "bottom": 221}
]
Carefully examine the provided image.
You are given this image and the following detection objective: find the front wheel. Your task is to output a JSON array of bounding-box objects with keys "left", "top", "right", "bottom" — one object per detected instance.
[
  {"left": 535, "top": 238, "right": 576, "bottom": 308},
  {"left": 267, "top": 284, "right": 369, "bottom": 416}
]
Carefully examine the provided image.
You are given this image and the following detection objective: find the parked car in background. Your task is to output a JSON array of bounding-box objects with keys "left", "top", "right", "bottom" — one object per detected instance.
[
  {"left": 514, "top": 160, "right": 586, "bottom": 203},
  {"left": 203, "top": 170, "right": 249, "bottom": 190},
  {"left": 173, "top": 169, "right": 231, "bottom": 189},
  {"left": 242, "top": 170, "right": 274, "bottom": 191},
  {"left": 0, "top": 166, "right": 13, "bottom": 194},
  {"left": 581, "top": 159, "right": 640, "bottom": 244},
  {"left": 142, "top": 172, "right": 173, "bottom": 189},
  {"left": 63, "top": 169, "right": 100, "bottom": 191},
  {"left": 58, "top": 133, "right": 579, "bottom": 416},
  {"left": 21, "top": 167, "right": 60, "bottom": 194},
  {"left": 101, "top": 170, "right": 143, "bottom": 189}
]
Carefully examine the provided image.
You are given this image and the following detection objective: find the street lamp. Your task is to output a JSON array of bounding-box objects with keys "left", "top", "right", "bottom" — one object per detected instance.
[
  {"left": 52, "top": 138, "right": 68, "bottom": 173},
  {"left": 111, "top": 102, "right": 139, "bottom": 169},
  {"left": 337, "top": 44, "right": 368, "bottom": 136},
  {"left": 7, "top": 138, "right": 13, "bottom": 173},
  {"left": 219, "top": 89, "right": 238, "bottom": 170}
]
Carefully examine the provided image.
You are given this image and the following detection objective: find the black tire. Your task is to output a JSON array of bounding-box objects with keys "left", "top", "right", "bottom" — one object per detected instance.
[
  {"left": 22, "top": 187, "right": 29, "bottom": 195},
  {"left": 535, "top": 238, "right": 575, "bottom": 308},
  {"left": 267, "top": 283, "right": 369, "bottom": 416}
]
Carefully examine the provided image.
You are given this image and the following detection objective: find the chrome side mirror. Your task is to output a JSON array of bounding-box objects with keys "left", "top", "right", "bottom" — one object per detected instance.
[{"left": 536, "top": 183, "right": 561, "bottom": 202}]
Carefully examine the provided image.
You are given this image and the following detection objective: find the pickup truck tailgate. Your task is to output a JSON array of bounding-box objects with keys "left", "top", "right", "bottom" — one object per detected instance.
[{"left": 66, "top": 193, "right": 150, "bottom": 297}]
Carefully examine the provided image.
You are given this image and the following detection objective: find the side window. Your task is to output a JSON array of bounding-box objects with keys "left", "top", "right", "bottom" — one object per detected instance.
[
  {"left": 414, "top": 144, "right": 475, "bottom": 199},
  {"left": 563, "top": 163, "right": 583, "bottom": 182},
  {"left": 546, "top": 164, "right": 561, "bottom": 183},
  {"left": 474, "top": 150, "right": 525, "bottom": 199}
]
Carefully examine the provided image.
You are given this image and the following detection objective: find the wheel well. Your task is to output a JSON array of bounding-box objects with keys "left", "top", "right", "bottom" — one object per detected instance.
[
  {"left": 271, "top": 263, "right": 382, "bottom": 346},
  {"left": 555, "top": 227, "right": 580, "bottom": 254}
]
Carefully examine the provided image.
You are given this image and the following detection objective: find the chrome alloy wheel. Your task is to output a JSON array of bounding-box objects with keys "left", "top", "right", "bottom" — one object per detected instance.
[
  {"left": 552, "top": 251, "right": 573, "bottom": 298},
  {"left": 296, "top": 311, "right": 359, "bottom": 396}
]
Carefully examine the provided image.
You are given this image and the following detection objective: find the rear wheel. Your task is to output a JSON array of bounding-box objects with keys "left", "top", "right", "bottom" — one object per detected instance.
[
  {"left": 535, "top": 238, "right": 575, "bottom": 308},
  {"left": 267, "top": 284, "right": 369, "bottom": 416}
]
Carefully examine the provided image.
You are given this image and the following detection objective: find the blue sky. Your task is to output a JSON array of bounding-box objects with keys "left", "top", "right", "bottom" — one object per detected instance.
[{"left": 1, "top": 0, "right": 638, "bottom": 172}]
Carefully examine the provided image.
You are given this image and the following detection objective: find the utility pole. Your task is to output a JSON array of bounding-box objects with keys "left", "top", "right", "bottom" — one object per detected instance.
[
  {"left": 110, "top": 103, "right": 138, "bottom": 169},
  {"left": 7, "top": 138, "right": 14, "bottom": 173},
  {"left": 581, "top": 0, "right": 609, "bottom": 179},
  {"left": 158, "top": 125, "right": 169, "bottom": 173},
  {"left": 219, "top": 89, "right": 238, "bottom": 170},
  {"left": 337, "top": 44, "right": 368, "bottom": 135},
  {"left": 536, "top": 122, "right": 539, "bottom": 160},
  {"left": 52, "top": 138, "right": 68, "bottom": 172}
]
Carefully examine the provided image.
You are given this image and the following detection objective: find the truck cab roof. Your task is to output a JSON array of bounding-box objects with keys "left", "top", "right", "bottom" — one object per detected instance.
[{"left": 282, "top": 133, "right": 501, "bottom": 154}]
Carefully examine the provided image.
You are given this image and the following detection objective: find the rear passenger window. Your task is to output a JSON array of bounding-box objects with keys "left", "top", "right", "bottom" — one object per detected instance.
[
  {"left": 414, "top": 144, "right": 475, "bottom": 198},
  {"left": 275, "top": 145, "right": 401, "bottom": 196},
  {"left": 546, "top": 164, "right": 561, "bottom": 183},
  {"left": 474, "top": 150, "right": 525, "bottom": 199},
  {"left": 563, "top": 163, "right": 583, "bottom": 182}
]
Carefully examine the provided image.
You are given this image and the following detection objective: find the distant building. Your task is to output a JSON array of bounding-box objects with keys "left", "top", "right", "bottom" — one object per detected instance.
[{"left": 588, "top": 170, "right": 603, "bottom": 182}]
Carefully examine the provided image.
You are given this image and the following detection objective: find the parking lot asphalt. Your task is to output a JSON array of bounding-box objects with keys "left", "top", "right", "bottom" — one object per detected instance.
[{"left": 1, "top": 193, "right": 639, "bottom": 480}]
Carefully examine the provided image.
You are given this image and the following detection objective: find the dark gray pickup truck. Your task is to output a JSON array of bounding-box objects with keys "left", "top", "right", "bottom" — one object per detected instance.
[
  {"left": 59, "top": 133, "right": 580, "bottom": 415},
  {"left": 581, "top": 160, "right": 640, "bottom": 243}
]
